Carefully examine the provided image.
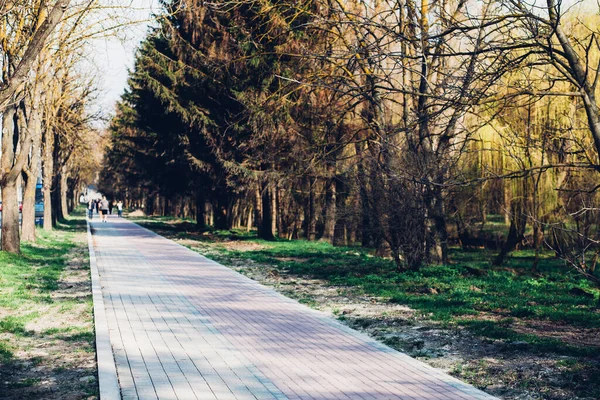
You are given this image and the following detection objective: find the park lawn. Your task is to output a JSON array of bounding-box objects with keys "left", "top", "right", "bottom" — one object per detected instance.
[
  {"left": 0, "top": 210, "right": 98, "bottom": 399},
  {"left": 134, "top": 216, "right": 600, "bottom": 355}
]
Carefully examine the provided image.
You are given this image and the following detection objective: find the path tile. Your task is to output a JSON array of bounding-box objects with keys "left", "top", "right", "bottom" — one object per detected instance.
[{"left": 90, "top": 216, "right": 498, "bottom": 400}]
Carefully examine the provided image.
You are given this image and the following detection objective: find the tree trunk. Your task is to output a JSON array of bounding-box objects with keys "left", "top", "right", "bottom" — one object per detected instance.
[
  {"left": 21, "top": 96, "right": 42, "bottom": 242},
  {"left": 1, "top": 106, "right": 22, "bottom": 253},
  {"left": 22, "top": 165, "right": 39, "bottom": 242},
  {"left": 431, "top": 186, "right": 449, "bottom": 264},
  {"left": 276, "top": 187, "right": 290, "bottom": 239},
  {"left": 213, "top": 196, "right": 228, "bottom": 230},
  {"left": 195, "top": 190, "right": 205, "bottom": 228},
  {"left": 321, "top": 170, "right": 337, "bottom": 244},
  {"left": 349, "top": 189, "right": 359, "bottom": 244},
  {"left": 246, "top": 205, "right": 253, "bottom": 233},
  {"left": 42, "top": 128, "right": 54, "bottom": 231},
  {"left": 334, "top": 178, "right": 347, "bottom": 246},
  {"left": 207, "top": 203, "right": 214, "bottom": 226},
  {"left": 307, "top": 177, "right": 317, "bottom": 241},
  {"left": 1, "top": 181, "right": 21, "bottom": 253},
  {"left": 494, "top": 200, "right": 527, "bottom": 266},
  {"left": 271, "top": 186, "right": 277, "bottom": 236},
  {"left": 59, "top": 164, "right": 69, "bottom": 219},
  {"left": 503, "top": 180, "right": 511, "bottom": 226},
  {"left": 152, "top": 194, "right": 160, "bottom": 216},
  {"left": 51, "top": 178, "right": 60, "bottom": 226},
  {"left": 356, "top": 143, "right": 374, "bottom": 247},
  {"left": 532, "top": 221, "right": 543, "bottom": 272},
  {"left": 227, "top": 199, "right": 237, "bottom": 229},
  {"left": 256, "top": 183, "right": 274, "bottom": 240}
]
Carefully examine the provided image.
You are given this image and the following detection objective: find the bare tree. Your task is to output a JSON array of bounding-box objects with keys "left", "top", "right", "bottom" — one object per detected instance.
[
  {"left": 0, "top": 0, "right": 71, "bottom": 112},
  {"left": 504, "top": 0, "right": 600, "bottom": 163},
  {"left": 0, "top": 1, "right": 72, "bottom": 252}
]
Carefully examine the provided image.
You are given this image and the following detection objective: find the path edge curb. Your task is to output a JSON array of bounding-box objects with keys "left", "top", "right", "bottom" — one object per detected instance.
[{"left": 87, "top": 220, "right": 121, "bottom": 399}]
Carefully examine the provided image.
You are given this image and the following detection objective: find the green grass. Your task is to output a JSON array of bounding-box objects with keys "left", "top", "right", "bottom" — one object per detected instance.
[
  {"left": 6, "top": 377, "right": 40, "bottom": 389},
  {"left": 135, "top": 217, "right": 600, "bottom": 356},
  {"left": 217, "top": 241, "right": 600, "bottom": 327},
  {"left": 0, "top": 209, "right": 94, "bottom": 380},
  {"left": 0, "top": 231, "right": 79, "bottom": 309},
  {"left": 0, "top": 224, "right": 83, "bottom": 360},
  {"left": 0, "top": 341, "right": 14, "bottom": 362}
]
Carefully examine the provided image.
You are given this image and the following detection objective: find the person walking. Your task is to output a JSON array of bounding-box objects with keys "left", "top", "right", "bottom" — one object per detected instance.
[
  {"left": 100, "top": 196, "right": 110, "bottom": 223},
  {"left": 117, "top": 200, "right": 123, "bottom": 218},
  {"left": 87, "top": 198, "right": 94, "bottom": 219}
]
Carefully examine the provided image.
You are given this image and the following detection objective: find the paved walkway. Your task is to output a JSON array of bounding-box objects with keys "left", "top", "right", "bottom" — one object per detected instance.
[{"left": 89, "top": 216, "right": 498, "bottom": 400}]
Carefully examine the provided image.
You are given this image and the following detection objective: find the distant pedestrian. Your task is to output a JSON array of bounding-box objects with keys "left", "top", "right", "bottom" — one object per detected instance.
[
  {"left": 87, "top": 198, "right": 94, "bottom": 219},
  {"left": 100, "top": 196, "right": 110, "bottom": 222},
  {"left": 117, "top": 200, "right": 123, "bottom": 218},
  {"left": 109, "top": 200, "right": 114, "bottom": 215}
]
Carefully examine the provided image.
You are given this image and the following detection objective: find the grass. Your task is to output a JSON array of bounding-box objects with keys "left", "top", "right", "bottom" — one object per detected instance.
[
  {"left": 0, "top": 228, "right": 79, "bottom": 345},
  {"left": 0, "top": 228, "right": 80, "bottom": 310},
  {"left": 134, "top": 216, "right": 600, "bottom": 357},
  {"left": 0, "top": 208, "right": 98, "bottom": 398}
]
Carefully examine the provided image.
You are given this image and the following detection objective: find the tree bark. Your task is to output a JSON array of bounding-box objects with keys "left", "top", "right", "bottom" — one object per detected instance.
[
  {"left": 22, "top": 167, "right": 38, "bottom": 242},
  {"left": 42, "top": 127, "right": 54, "bottom": 231},
  {"left": 59, "top": 164, "right": 69, "bottom": 219},
  {"left": 195, "top": 189, "right": 205, "bottom": 228},
  {"left": 321, "top": 169, "right": 337, "bottom": 244},
  {"left": 213, "top": 196, "right": 228, "bottom": 230},
  {"left": 307, "top": 177, "right": 317, "bottom": 241},
  {"left": 21, "top": 118, "right": 41, "bottom": 241},
  {"left": 22, "top": 94, "right": 42, "bottom": 242},
  {"left": 1, "top": 181, "right": 21, "bottom": 253},
  {"left": 256, "top": 183, "right": 274, "bottom": 240},
  {"left": 428, "top": 185, "right": 449, "bottom": 264},
  {"left": 334, "top": 178, "right": 347, "bottom": 246},
  {"left": 271, "top": 185, "right": 277, "bottom": 236},
  {"left": 494, "top": 199, "right": 527, "bottom": 266},
  {"left": 246, "top": 204, "right": 253, "bottom": 233},
  {"left": 1, "top": 105, "right": 25, "bottom": 253}
]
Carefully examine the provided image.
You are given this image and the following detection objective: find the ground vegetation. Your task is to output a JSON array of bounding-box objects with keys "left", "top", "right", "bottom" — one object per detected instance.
[{"left": 0, "top": 210, "right": 97, "bottom": 399}]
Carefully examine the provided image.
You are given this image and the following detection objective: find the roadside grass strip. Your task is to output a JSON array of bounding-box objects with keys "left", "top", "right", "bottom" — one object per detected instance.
[{"left": 0, "top": 210, "right": 98, "bottom": 399}]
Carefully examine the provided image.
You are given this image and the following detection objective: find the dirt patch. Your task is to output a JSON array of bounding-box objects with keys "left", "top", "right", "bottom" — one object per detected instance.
[
  {"left": 127, "top": 209, "right": 146, "bottom": 217},
  {"left": 177, "top": 238, "right": 270, "bottom": 252},
  {"left": 0, "top": 231, "right": 98, "bottom": 399},
  {"left": 275, "top": 256, "right": 310, "bottom": 263},
  {"left": 513, "top": 321, "right": 600, "bottom": 348},
  {"left": 220, "top": 241, "right": 270, "bottom": 252}
]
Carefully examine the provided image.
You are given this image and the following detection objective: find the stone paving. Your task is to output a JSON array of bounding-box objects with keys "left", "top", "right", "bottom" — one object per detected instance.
[{"left": 89, "top": 216, "right": 498, "bottom": 400}]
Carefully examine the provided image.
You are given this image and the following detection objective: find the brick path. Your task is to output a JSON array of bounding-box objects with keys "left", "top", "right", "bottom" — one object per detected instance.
[{"left": 90, "top": 216, "right": 498, "bottom": 400}]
